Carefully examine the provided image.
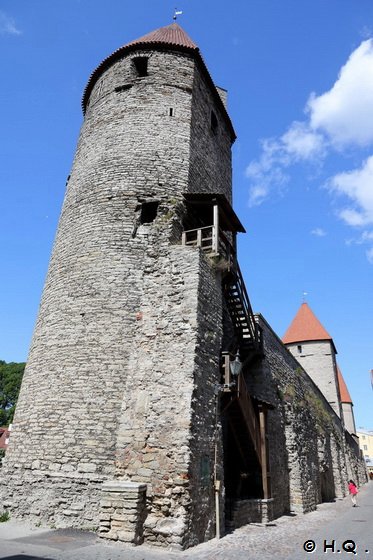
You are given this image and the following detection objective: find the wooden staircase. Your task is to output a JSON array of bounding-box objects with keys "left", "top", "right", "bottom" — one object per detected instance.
[
  {"left": 223, "top": 261, "right": 262, "bottom": 362},
  {"left": 222, "top": 262, "right": 270, "bottom": 500}
]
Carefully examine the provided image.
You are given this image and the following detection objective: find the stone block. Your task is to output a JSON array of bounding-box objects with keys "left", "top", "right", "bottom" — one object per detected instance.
[
  {"left": 77, "top": 463, "right": 97, "bottom": 473},
  {"left": 117, "top": 530, "right": 137, "bottom": 543},
  {"left": 100, "top": 499, "right": 112, "bottom": 508},
  {"left": 99, "top": 480, "right": 147, "bottom": 546},
  {"left": 62, "top": 509, "right": 79, "bottom": 517}
]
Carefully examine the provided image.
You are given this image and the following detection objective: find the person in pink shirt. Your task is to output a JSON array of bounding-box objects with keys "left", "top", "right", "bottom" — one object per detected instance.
[{"left": 348, "top": 480, "right": 358, "bottom": 507}]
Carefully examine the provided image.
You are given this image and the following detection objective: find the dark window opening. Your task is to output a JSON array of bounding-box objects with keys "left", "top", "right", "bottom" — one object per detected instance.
[
  {"left": 297, "top": 345, "right": 302, "bottom": 354},
  {"left": 211, "top": 110, "right": 218, "bottom": 133},
  {"left": 115, "top": 84, "right": 133, "bottom": 93},
  {"left": 133, "top": 57, "right": 148, "bottom": 77},
  {"left": 140, "top": 201, "right": 159, "bottom": 224},
  {"left": 169, "top": 107, "right": 174, "bottom": 117}
]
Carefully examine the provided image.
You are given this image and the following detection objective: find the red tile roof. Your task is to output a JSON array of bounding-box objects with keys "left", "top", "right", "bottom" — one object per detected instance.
[
  {"left": 337, "top": 365, "right": 353, "bottom": 404},
  {"left": 126, "top": 23, "right": 198, "bottom": 50},
  {"left": 282, "top": 302, "right": 334, "bottom": 345}
]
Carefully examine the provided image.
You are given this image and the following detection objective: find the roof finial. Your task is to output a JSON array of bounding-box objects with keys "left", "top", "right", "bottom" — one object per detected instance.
[
  {"left": 173, "top": 8, "right": 183, "bottom": 21},
  {"left": 302, "top": 291, "right": 308, "bottom": 303}
]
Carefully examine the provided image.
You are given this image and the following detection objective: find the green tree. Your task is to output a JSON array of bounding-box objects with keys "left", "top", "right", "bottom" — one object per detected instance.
[{"left": 0, "top": 360, "right": 25, "bottom": 426}]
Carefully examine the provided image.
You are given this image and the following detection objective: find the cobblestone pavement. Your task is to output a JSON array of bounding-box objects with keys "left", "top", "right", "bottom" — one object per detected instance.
[{"left": 1, "top": 482, "right": 372, "bottom": 560}]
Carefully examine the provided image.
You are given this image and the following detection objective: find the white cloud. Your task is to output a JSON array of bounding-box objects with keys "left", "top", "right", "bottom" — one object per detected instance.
[
  {"left": 246, "top": 38, "right": 373, "bottom": 262},
  {"left": 307, "top": 40, "right": 373, "bottom": 148},
  {"left": 0, "top": 11, "right": 21, "bottom": 36},
  {"left": 360, "top": 26, "right": 373, "bottom": 40},
  {"left": 245, "top": 124, "right": 323, "bottom": 206},
  {"left": 328, "top": 155, "right": 373, "bottom": 226},
  {"left": 246, "top": 158, "right": 289, "bottom": 207},
  {"left": 281, "top": 122, "right": 325, "bottom": 160},
  {"left": 311, "top": 228, "right": 327, "bottom": 237},
  {"left": 344, "top": 229, "right": 373, "bottom": 263},
  {"left": 361, "top": 230, "right": 373, "bottom": 241},
  {"left": 246, "top": 39, "right": 373, "bottom": 208},
  {"left": 366, "top": 247, "right": 373, "bottom": 263}
]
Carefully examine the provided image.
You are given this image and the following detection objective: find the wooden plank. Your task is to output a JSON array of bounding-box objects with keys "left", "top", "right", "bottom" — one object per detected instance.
[{"left": 259, "top": 405, "right": 271, "bottom": 499}]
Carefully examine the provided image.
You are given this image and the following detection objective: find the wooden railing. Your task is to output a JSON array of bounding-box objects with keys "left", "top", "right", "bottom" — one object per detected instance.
[
  {"left": 182, "top": 225, "right": 261, "bottom": 357},
  {"left": 181, "top": 225, "right": 235, "bottom": 267},
  {"left": 182, "top": 225, "right": 217, "bottom": 252},
  {"left": 228, "top": 260, "right": 260, "bottom": 355}
]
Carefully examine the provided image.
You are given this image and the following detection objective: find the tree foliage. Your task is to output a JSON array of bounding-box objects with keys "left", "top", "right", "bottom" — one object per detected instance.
[{"left": 0, "top": 360, "right": 25, "bottom": 426}]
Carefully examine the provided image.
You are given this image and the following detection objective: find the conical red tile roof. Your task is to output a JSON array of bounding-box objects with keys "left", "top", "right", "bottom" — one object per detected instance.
[
  {"left": 282, "top": 303, "right": 333, "bottom": 345},
  {"left": 337, "top": 365, "right": 353, "bottom": 404},
  {"left": 126, "top": 23, "right": 198, "bottom": 50}
]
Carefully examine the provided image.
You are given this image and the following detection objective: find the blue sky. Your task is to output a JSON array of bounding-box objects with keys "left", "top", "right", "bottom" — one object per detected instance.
[{"left": 1, "top": 1, "right": 372, "bottom": 428}]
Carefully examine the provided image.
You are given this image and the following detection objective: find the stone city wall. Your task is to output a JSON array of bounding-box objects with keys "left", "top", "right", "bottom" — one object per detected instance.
[{"left": 247, "top": 314, "right": 364, "bottom": 518}]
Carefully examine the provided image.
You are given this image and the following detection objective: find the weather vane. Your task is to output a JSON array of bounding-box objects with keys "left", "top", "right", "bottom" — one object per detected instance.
[
  {"left": 173, "top": 8, "right": 183, "bottom": 20},
  {"left": 302, "top": 291, "right": 308, "bottom": 303}
]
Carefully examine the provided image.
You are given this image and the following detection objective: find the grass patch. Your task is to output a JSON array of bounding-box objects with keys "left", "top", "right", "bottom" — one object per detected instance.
[{"left": 0, "top": 511, "right": 10, "bottom": 522}]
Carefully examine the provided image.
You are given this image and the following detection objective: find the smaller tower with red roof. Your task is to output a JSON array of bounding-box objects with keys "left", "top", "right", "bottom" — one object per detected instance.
[
  {"left": 337, "top": 365, "right": 356, "bottom": 434},
  {"left": 282, "top": 303, "right": 342, "bottom": 418}
]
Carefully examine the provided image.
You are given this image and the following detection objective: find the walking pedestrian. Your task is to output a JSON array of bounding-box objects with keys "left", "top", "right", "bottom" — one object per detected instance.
[{"left": 348, "top": 479, "right": 358, "bottom": 507}]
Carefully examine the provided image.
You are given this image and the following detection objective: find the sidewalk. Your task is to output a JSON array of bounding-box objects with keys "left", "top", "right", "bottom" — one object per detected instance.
[{"left": 0, "top": 482, "right": 372, "bottom": 560}]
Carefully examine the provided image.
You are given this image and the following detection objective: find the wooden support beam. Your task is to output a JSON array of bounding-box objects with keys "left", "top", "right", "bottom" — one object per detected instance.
[
  {"left": 259, "top": 405, "right": 270, "bottom": 499},
  {"left": 196, "top": 228, "right": 202, "bottom": 247},
  {"left": 222, "top": 351, "right": 232, "bottom": 389},
  {"left": 212, "top": 203, "right": 219, "bottom": 254}
]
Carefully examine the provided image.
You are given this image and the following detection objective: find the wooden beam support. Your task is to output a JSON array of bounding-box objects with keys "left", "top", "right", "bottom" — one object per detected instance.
[
  {"left": 259, "top": 404, "right": 270, "bottom": 499},
  {"left": 221, "top": 351, "right": 232, "bottom": 389},
  {"left": 212, "top": 203, "right": 219, "bottom": 254}
]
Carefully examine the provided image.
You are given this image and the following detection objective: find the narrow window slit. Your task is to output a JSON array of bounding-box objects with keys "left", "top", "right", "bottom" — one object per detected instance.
[
  {"left": 115, "top": 84, "right": 133, "bottom": 93},
  {"left": 211, "top": 110, "right": 218, "bottom": 133}
]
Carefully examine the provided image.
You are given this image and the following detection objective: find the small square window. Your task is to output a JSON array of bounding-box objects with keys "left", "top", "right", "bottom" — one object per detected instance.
[
  {"left": 133, "top": 57, "right": 148, "bottom": 77},
  {"left": 140, "top": 201, "right": 159, "bottom": 224}
]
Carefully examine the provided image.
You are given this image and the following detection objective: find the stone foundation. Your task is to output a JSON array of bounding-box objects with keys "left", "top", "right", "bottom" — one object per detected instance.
[
  {"left": 229, "top": 498, "right": 275, "bottom": 529},
  {"left": 99, "top": 481, "right": 147, "bottom": 544}
]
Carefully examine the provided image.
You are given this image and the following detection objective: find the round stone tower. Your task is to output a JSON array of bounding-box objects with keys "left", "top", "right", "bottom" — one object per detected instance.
[
  {"left": 282, "top": 302, "right": 342, "bottom": 418},
  {"left": 1, "top": 23, "right": 239, "bottom": 548}
]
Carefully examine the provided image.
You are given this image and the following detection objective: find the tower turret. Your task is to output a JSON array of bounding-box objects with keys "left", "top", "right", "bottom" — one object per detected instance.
[
  {"left": 282, "top": 303, "right": 342, "bottom": 417},
  {"left": 337, "top": 365, "right": 356, "bottom": 435},
  {"left": 1, "top": 23, "right": 240, "bottom": 548}
]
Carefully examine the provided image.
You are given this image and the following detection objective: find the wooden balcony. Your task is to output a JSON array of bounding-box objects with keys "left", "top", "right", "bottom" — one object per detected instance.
[
  {"left": 181, "top": 225, "right": 236, "bottom": 267},
  {"left": 182, "top": 193, "right": 244, "bottom": 257}
]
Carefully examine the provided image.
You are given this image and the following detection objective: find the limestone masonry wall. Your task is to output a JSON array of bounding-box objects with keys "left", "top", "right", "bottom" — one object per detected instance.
[
  {"left": 0, "top": 27, "right": 367, "bottom": 550},
  {"left": 249, "top": 315, "right": 365, "bottom": 516},
  {"left": 286, "top": 340, "right": 342, "bottom": 418},
  {"left": 0, "top": 39, "right": 235, "bottom": 547}
]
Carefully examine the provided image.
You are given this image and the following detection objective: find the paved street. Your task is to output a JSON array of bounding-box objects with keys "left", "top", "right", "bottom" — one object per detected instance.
[{"left": 0, "top": 481, "right": 372, "bottom": 560}]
